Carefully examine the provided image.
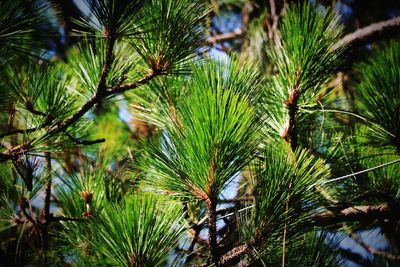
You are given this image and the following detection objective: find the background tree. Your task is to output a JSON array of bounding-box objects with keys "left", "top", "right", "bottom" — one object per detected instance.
[{"left": 0, "top": 0, "right": 400, "bottom": 266}]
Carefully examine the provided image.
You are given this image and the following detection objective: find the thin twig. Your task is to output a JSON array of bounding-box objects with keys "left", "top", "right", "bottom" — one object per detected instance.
[
  {"left": 313, "top": 158, "right": 400, "bottom": 187},
  {"left": 0, "top": 127, "right": 39, "bottom": 138},
  {"left": 206, "top": 28, "right": 243, "bottom": 44},
  {"left": 51, "top": 216, "right": 86, "bottom": 222},
  {"left": 44, "top": 71, "right": 156, "bottom": 138},
  {"left": 106, "top": 70, "right": 157, "bottom": 96},
  {"left": 64, "top": 131, "right": 105, "bottom": 145}
]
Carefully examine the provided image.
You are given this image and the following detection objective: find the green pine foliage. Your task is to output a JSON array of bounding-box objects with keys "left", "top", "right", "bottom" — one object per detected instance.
[
  {"left": 264, "top": 3, "right": 345, "bottom": 142},
  {"left": 355, "top": 41, "right": 400, "bottom": 151},
  {"left": 0, "top": 0, "right": 54, "bottom": 63},
  {"left": 130, "top": 0, "right": 209, "bottom": 74},
  {"left": 140, "top": 59, "right": 262, "bottom": 200},
  {"left": 1, "top": 0, "right": 400, "bottom": 266},
  {"left": 91, "top": 194, "right": 186, "bottom": 266},
  {"left": 77, "top": 0, "right": 148, "bottom": 38}
]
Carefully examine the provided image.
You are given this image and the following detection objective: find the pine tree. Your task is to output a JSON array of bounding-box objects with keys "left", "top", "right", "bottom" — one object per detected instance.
[{"left": 1, "top": 0, "right": 400, "bottom": 266}]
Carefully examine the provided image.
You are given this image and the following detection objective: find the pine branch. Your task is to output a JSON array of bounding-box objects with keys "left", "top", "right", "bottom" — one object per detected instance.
[
  {"left": 204, "top": 146, "right": 222, "bottom": 266},
  {"left": 268, "top": 0, "right": 280, "bottom": 44},
  {"left": 43, "top": 152, "right": 52, "bottom": 222},
  {"left": 0, "top": 152, "right": 13, "bottom": 162},
  {"left": 19, "top": 200, "right": 36, "bottom": 225},
  {"left": 1, "top": 72, "right": 155, "bottom": 163},
  {"left": 48, "top": 36, "right": 118, "bottom": 138},
  {"left": 0, "top": 142, "right": 31, "bottom": 162},
  {"left": 25, "top": 102, "right": 48, "bottom": 117},
  {"left": 185, "top": 226, "right": 203, "bottom": 264},
  {"left": 106, "top": 70, "right": 157, "bottom": 96},
  {"left": 64, "top": 131, "right": 105, "bottom": 145},
  {"left": 215, "top": 203, "right": 400, "bottom": 265},
  {"left": 206, "top": 0, "right": 285, "bottom": 46},
  {"left": 281, "top": 84, "right": 300, "bottom": 151},
  {"left": 48, "top": 71, "right": 156, "bottom": 136},
  {"left": 207, "top": 197, "right": 220, "bottom": 266},
  {"left": 0, "top": 34, "right": 154, "bottom": 146},
  {"left": 333, "top": 16, "right": 400, "bottom": 50},
  {"left": 281, "top": 89, "right": 300, "bottom": 267},
  {"left": 219, "top": 244, "right": 249, "bottom": 266},
  {"left": 50, "top": 216, "right": 86, "bottom": 222},
  {"left": 188, "top": 206, "right": 240, "bottom": 265},
  {"left": 314, "top": 203, "right": 400, "bottom": 226},
  {"left": 349, "top": 231, "right": 400, "bottom": 261},
  {"left": 206, "top": 28, "right": 243, "bottom": 44},
  {"left": 0, "top": 127, "right": 40, "bottom": 138},
  {"left": 97, "top": 35, "right": 116, "bottom": 94}
]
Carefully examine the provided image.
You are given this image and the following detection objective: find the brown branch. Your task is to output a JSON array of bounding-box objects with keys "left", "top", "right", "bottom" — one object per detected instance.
[
  {"left": 217, "top": 203, "right": 400, "bottom": 265},
  {"left": 48, "top": 94, "right": 102, "bottom": 135},
  {"left": 0, "top": 127, "right": 39, "bottom": 138},
  {"left": 314, "top": 203, "right": 400, "bottom": 226},
  {"left": 97, "top": 36, "right": 116, "bottom": 94},
  {"left": 50, "top": 216, "right": 86, "bottom": 222},
  {"left": 0, "top": 152, "right": 13, "bottom": 162},
  {"left": 0, "top": 107, "right": 54, "bottom": 138},
  {"left": 106, "top": 70, "right": 157, "bottom": 96},
  {"left": 269, "top": 0, "right": 280, "bottom": 45},
  {"left": 281, "top": 88, "right": 300, "bottom": 266},
  {"left": 185, "top": 208, "right": 237, "bottom": 263},
  {"left": 209, "top": 12, "right": 400, "bottom": 51},
  {"left": 206, "top": 28, "right": 243, "bottom": 44},
  {"left": 26, "top": 102, "right": 48, "bottom": 117},
  {"left": 19, "top": 200, "right": 36, "bottom": 225},
  {"left": 240, "top": 2, "right": 252, "bottom": 56},
  {"left": 64, "top": 131, "right": 105, "bottom": 145},
  {"left": 42, "top": 10, "right": 119, "bottom": 141},
  {"left": 48, "top": 71, "right": 156, "bottom": 137},
  {"left": 204, "top": 145, "right": 221, "bottom": 266},
  {"left": 207, "top": 197, "right": 220, "bottom": 266},
  {"left": 43, "top": 152, "right": 52, "bottom": 222},
  {"left": 3, "top": 36, "right": 112, "bottom": 141},
  {"left": 218, "top": 197, "right": 254, "bottom": 204},
  {"left": 282, "top": 89, "right": 300, "bottom": 151},
  {"left": 349, "top": 231, "right": 400, "bottom": 261},
  {"left": 269, "top": 0, "right": 276, "bottom": 18},
  {"left": 185, "top": 225, "right": 205, "bottom": 264},
  {"left": 1, "top": 72, "right": 155, "bottom": 164},
  {"left": 219, "top": 244, "right": 249, "bottom": 266},
  {"left": 333, "top": 16, "right": 400, "bottom": 50}
]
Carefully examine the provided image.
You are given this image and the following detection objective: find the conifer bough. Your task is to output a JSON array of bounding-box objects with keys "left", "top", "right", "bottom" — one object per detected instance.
[{"left": 1, "top": 0, "right": 400, "bottom": 266}]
